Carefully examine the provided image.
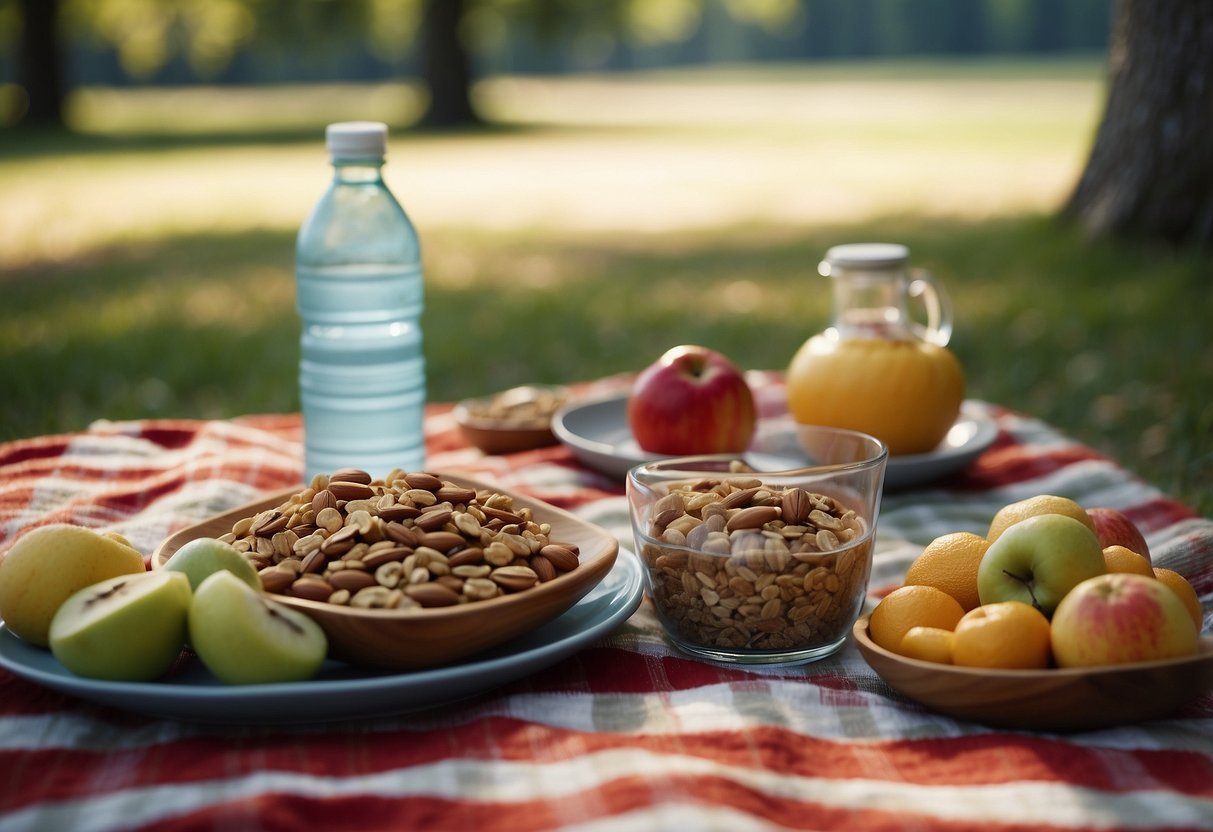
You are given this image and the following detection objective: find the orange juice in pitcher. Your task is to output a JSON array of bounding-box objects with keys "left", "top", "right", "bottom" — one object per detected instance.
[{"left": 786, "top": 243, "right": 965, "bottom": 456}]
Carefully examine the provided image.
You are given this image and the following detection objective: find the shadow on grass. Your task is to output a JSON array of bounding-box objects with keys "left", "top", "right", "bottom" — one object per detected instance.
[{"left": 2, "top": 215, "right": 1209, "bottom": 513}]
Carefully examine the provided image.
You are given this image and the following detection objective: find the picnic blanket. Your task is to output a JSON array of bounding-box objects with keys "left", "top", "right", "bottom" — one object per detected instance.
[{"left": 1, "top": 374, "right": 1211, "bottom": 832}]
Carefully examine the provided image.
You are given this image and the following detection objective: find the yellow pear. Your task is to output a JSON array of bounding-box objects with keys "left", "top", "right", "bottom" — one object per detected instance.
[{"left": 0, "top": 524, "right": 146, "bottom": 647}]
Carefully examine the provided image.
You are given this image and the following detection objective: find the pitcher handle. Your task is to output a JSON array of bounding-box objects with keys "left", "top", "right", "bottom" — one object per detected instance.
[{"left": 908, "top": 269, "right": 953, "bottom": 347}]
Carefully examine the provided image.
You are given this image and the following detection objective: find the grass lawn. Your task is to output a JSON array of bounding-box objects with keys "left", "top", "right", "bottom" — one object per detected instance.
[{"left": 2, "top": 59, "right": 1210, "bottom": 516}]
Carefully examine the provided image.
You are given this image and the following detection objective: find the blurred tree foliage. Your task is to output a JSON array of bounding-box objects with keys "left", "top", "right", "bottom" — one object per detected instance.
[
  {"left": 2, "top": 0, "right": 1111, "bottom": 129},
  {"left": 17, "top": 1, "right": 1208, "bottom": 246}
]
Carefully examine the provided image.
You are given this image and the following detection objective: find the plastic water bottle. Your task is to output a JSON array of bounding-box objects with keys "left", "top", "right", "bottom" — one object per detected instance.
[{"left": 296, "top": 121, "right": 426, "bottom": 482}]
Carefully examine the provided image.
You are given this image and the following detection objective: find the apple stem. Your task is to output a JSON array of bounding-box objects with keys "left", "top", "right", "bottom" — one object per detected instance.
[{"left": 1001, "top": 568, "right": 1043, "bottom": 612}]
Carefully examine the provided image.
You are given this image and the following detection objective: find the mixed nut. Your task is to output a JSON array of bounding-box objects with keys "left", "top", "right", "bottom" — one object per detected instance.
[
  {"left": 218, "top": 468, "right": 580, "bottom": 610},
  {"left": 462, "top": 385, "right": 568, "bottom": 428},
  {"left": 637, "top": 469, "right": 872, "bottom": 653}
]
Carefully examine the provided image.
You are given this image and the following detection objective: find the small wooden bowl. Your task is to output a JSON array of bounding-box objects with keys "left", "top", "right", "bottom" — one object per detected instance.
[
  {"left": 152, "top": 474, "right": 617, "bottom": 671},
  {"left": 454, "top": 385, "right": 568, "bottom": 455},
  {"left": 853, "top": 616, "right": 1213, "bottom": 732}
]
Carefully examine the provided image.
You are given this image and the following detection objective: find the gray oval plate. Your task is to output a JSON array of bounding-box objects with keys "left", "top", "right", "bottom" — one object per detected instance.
[
  {"left": 0, "top": 551, "right": 644, "bottom": 724},
  {"left": 553, "top": 394, "right": 999, "bottom": 488}
]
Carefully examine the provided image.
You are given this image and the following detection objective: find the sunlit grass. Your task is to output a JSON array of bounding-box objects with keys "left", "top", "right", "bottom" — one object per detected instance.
[
  {"left": 1, "top": 60, "right": 1209, "bottom": 516},
  {"left": 0, "top": 59, "right": 1104, "bottom": 269},
  {"left": 68, "top": 83, "right": 428, "bottom": 137},
  {"left": 4, "top": 216, "right": 1208, "bottom": 514}
]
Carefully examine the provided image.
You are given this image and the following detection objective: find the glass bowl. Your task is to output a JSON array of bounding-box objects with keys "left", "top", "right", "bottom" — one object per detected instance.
[{"left": 626, "top": 426, "right": 887, "bottom": 665}]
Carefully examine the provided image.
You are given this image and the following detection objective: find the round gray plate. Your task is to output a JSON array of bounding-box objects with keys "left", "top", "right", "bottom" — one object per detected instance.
[
  {"left": 0, "top": 552, "right": 644, "bottom": 724},
  {"left": 553, "top": 394, "right": 999, "bottom": 489}
]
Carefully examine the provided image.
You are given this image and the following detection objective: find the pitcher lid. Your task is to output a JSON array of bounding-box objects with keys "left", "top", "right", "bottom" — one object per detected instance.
[{"left": 820, "top": 243, "right": 908, "bottom": 275}]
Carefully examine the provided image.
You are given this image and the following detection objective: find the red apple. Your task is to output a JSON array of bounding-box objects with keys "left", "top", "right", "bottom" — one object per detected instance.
[
  {"left": 1087, "top": 507, "right": 1151, "bottom": 563},
  {"left": 628, "top": 345, "right": 756, "bottom": 455},
  {"left": 1050, "top": 573, "right": 1199, "bottom": 668}
]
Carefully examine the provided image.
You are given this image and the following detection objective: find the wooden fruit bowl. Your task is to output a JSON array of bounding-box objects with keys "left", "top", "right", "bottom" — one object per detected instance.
[
  {"left": 853, "top": 615, "right": 1213, "bottom": 732},
  {"left": 152, "top": 474, "right": 617, "bottom": 672}
]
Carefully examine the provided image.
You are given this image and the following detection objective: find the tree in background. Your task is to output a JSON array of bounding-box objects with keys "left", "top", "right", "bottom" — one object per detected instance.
[
  {"left": 420, "top": 0, "right": 478, "bottom": 127},
  {"left": 13, "top": 0, "right": 65, "bottom": 126},
  {"left": 1064, "top": 0, "right": 1213, "bottom": 246}
]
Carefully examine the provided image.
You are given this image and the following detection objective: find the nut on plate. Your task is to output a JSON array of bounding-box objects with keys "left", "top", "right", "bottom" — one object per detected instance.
[
  {"left": 151, "top": 468, "right": 621, "bottom": 671},
  {"left": 454, "top": 384, "right": 570, "bottom": 454}
]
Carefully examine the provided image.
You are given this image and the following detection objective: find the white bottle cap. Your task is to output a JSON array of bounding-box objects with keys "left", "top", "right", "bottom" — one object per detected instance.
[{"left": 326, "top": 122, "right": 387, "bottom": 160}]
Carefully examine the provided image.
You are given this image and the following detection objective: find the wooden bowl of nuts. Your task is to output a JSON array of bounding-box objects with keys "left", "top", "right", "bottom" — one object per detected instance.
[
  {"left": 626, "top": 427, "right": 888, "bottom": 665},
  {"left": 453, "top": 384, "right": 570, "bottom": 455},
  {"left": 152, "top": 468, "right": 617, "bottom": 671}
]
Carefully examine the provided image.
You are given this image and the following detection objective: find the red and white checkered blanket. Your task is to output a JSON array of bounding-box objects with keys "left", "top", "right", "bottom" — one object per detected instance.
[{"left": 2, "top": 375, "right": 1211, "bottom": 832}]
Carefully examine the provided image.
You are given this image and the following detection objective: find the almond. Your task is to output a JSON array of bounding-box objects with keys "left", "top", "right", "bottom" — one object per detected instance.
[
  {"left": 384, "top": 522, "right": 421, "bottom": 547},
  {"left": 311, "top": 489, "right": 338, "bottom": 513},
  {"left": 719, "top": 487, "right": 762, "bottom": 510},
  {"left": 403, "top": 472, "right": 443, "bottom": 492},
  {"left": 329, "top": 481, "right": 374, "bottom": 501},
  {"left": 287, "top": 576, "right": 335, "bottom": 602},
  {"left": 480, "top": 505, "right": 525, "bottom": 525},
  {"left": 447, "top": 547, "right": 486, "bottom": 568},
  {"left": 539, "top": 544, "right": 579, "bottom": 572},
  {"left": 725, "top": 505, "right": 780, "bottom": 532},
  {"left": 258, "top": 567, "right": 294, "bottom": 594},
  {"left": 781, "top": 488, "right": 812, "bottom": 526},
  {"left": 251, "top": 510, "right": 289, "bottom": 536},
  {"left": 490, "top": 565, "right": 539, "bottom": 592},
  {"left": 421, "top": 530, "right": 466, "bottom": 552},
  {"left": 404, "top": 582, "right": 461, "bottom": 607},
  {"left": 328, "top": 569, "right": 378, "bottom": 592},
  {"left": 362, "top": 546, "right": 410, "bottom": 569},
  {"left": 530, "top": 554, "right": 557, "bottom": 582},
  {"left": 377, "top": 504, "right": 422, "bottom": 522},
  {"left": 415, "top": 508, "right": 453, "bottom": 532},
  {"left": 436, "top": 485, "right": 477, "bottom": 505},
  {"left": 331, "top": 468, "right": 372, "bottom": 485}
]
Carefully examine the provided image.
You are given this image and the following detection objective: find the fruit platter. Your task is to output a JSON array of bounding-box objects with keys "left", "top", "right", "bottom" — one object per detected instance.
[{"left": 0, "top": 468, "right": 640, "bottom": 720}]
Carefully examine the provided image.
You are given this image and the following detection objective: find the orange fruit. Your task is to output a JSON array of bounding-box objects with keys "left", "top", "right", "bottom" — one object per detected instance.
[
  {"left": 952, "top": 601, "right": 1052, "bottom": 669},
  {"left": 899, "top": 626, "right": 955, "bottom": 664},
  {"left": 1103, "top": 545, "right": 1154, "bottom": 577},
  {"left": 987, "top": 495, "right": 1095, "bottom": 543},
  {"left": 904, "top": 532, "right": 989, "bottom": 611},
  {"left": 1154, "top": 568, "right": 1203, "bottom": 630},
  {"left": 869, "top": 585, "right": 965, "bottom": 654}
]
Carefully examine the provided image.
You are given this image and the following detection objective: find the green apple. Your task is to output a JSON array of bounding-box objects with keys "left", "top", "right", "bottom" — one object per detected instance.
[
  {"left": 162, "top": 537, "right": 260, "bottom": 592},
  {"left": 977, "top": 513, "right": 1106, "bottom": 617},
  {"left": 0, "top": 524, "right": 147, "bottom": 647},
  {"left": 48, "top": 571, "right": 192, "bottom": 681},
  {"left": 189, "top": 571, "right": 327, "bottom": 685},
  {"left": 1051, "top": 573, "right": 1199, "bottom": 667}
]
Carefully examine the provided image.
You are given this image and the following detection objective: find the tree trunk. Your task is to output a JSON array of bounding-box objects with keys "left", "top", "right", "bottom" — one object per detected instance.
[
  {"left": 419, "top": 0, "right": 481, "bottom": 127},
  {"left": 1063, "top": 0, "right": 1213, "bottom": 246},
  {"left": 17, "top": 0, "right": 66, "bottom": 128}
]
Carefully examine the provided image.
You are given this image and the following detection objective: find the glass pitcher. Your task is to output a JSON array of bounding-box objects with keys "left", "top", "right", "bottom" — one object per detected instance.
[{"left": 786, "top": 243, "right": 966, "bottom": 456}]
